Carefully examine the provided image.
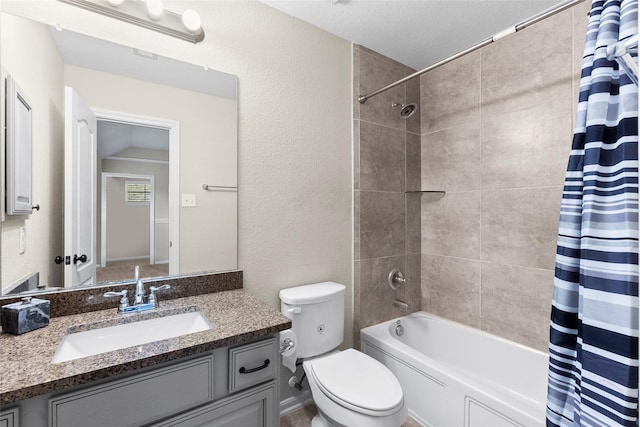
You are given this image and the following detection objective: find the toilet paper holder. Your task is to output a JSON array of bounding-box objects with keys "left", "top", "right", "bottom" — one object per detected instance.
[{"left": 280, "top": 338, "right": 295, "bottom": 354}]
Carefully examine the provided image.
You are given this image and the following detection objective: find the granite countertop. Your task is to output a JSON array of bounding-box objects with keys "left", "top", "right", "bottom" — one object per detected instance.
[{"left": 0, "top": 289, "right": 291, "bottom": 405}]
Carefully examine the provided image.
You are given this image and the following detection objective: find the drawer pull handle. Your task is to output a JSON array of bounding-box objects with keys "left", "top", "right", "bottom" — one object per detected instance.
[{"left": 239, "top": 359, "right": 270, "bottom": 374}]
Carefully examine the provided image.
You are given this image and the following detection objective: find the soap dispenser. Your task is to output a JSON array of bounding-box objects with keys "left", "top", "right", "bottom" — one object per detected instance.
[{"left": 1, "top": 296, "right": 50, "bottom": 334}]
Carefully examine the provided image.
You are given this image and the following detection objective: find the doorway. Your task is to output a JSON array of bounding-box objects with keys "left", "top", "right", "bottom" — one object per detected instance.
[{"left": 93, "top": 110, "right": 179, "bottom": 282}]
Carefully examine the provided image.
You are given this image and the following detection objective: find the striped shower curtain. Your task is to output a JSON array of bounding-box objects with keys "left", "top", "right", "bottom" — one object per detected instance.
[{"left": 546, "top": 0, "right": 639, "bottom": 426}]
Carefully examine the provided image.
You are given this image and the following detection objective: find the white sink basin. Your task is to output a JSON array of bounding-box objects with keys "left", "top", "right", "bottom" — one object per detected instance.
[{"left": 51, "top": 311, "right": 211, "bottom": 363}]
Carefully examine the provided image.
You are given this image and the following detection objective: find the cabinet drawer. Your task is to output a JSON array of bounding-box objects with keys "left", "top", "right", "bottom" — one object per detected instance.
[
  {"left": 49, "top": 354, "right": 214, "bottom": 427},
  {"left": 229, "top": 338, "right": 276, "bottom": 393}
]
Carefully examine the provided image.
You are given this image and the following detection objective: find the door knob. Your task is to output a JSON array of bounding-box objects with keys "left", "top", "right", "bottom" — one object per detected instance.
[
  {"left": 54, "top": 256, "right": 64, "bottom": 265},
  {"left": 73, "top": 254, "right": 88, "bottom": 264}
]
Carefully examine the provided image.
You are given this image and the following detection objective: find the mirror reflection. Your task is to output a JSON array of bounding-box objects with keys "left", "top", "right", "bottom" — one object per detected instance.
[{"left": 1, "top": 12, "right": 238, "bottom": 295}]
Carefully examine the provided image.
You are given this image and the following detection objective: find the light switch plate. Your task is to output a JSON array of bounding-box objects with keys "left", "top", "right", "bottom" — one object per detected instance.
[{"left": 182, "top": 193, "right": 196, "bottom": 207}]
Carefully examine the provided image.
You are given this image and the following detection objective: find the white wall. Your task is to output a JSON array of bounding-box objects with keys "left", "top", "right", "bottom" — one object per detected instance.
[
  {"left": 1, "top": 0, "right": 353, "bottom": 401},
  {"left": 105, "top": 177, "right": 150, "bottom": 260}
]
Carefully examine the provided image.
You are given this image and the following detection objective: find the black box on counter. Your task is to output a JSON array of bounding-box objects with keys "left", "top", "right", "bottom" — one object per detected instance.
[{"left": 1, "top": 297, "right": 50, "bottom": 334}]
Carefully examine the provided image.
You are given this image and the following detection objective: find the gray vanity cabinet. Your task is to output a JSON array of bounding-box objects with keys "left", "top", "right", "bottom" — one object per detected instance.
[
  {"left": 8, "top": 336, "right": 278, "bottom": 427},
  {"left": 150, "top": 338, "right": 278, "bottom": 427}
]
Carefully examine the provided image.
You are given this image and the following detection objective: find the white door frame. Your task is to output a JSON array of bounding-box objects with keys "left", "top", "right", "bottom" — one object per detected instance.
[
  {"left": 101, "top": 173, "right": 155, "bottom": 267},
  {"left": 93, "top": 109, "right": 180, "bottom": 275}
]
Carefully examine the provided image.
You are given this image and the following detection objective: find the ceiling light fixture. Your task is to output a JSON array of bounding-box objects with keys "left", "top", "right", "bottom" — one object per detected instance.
[
  {"left": 181, "top": 9, "right": 202, "bottom": 35},
  {"left": 145, "top": 0, "right": 163, "bottom": 21},
  {"left": 57, "top": 0, "right": 205, "bottom": 43}
]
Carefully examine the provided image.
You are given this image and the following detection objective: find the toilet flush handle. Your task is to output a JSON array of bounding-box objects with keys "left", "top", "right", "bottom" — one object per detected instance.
[{"left": 287, "top": 307, "right": 302, "bottom": 314}]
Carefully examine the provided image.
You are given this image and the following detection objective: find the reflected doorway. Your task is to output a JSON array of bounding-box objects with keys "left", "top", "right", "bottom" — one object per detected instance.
[{"left": 94, "top": 111, "right": 179, "bottom": 282}]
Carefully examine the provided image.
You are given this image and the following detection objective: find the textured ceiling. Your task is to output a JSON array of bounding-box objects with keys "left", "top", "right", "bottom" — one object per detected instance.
[{"left": 260, "top": 0, "right": 563, "bottom": 70}]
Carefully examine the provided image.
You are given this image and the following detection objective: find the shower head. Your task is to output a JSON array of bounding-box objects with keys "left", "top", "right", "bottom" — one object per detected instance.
[{"left": 392, "top": 102, "right": 418, "bottom": 119}]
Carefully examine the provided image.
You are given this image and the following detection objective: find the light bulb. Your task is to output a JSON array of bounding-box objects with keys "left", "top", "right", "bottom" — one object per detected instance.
[
  {"left": 146, "top": 0, "right": 164, "bottom": 20},
  {"left": 107, "top": 0, "right": 124, "bottom": 6},
  {"left": 181, "top": 9, "right": 202, "bottom": 34}
]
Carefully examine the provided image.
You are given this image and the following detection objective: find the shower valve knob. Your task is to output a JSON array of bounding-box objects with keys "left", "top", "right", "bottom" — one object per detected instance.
[{"left": 388, "top": 268, "right": 406, "bottom": 290}]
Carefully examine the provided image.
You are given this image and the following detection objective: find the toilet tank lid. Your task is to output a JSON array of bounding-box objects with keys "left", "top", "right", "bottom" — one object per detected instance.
[{"left": 279, "top": 282, "right": 345, "bottom": 305}]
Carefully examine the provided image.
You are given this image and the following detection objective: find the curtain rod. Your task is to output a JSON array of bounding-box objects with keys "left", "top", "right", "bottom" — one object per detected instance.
[{"left": 357, "top": 0, "right": 587, "bottom": 104}]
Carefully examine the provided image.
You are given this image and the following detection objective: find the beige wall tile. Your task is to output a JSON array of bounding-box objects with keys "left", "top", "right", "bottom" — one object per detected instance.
[
  {"left": 355, "top": 44, "right": 410, "bottom": 68},
  {"left": 481, "top": 10, "right": 573, "bottom": 113},
  {"left": 404, "top": 253, "right": 422, "bottom": 311},
  {"left": 360, "top": 190, "right": 406, "bottom": 259},
  {"left": 405, "top": 66, "right": 421, "bottom": 135},
  {"left": 481, "top": 187, "right": 562, "bottom": 270},
  {"left": 354, "top": 119, "right": 361, "bottom": 190},
  {"left": 406, "top": 194, "right": 421, "bottom": 254},
  {"left": 481, "top": 262, "right": 554, "bottom": 352},
  {"left": 422, "top": 191, "right": 481, "bottom": 259},
  {"left": 406, "top": 132, "right": 421, "bottom": 192},
  {"left": 420, "top": 51, "right": 480, "bottom": 134},
  {"left": 354, "top": 46, "right": 421, "bottom": 346},
  {"left": 358, "top": 255, "right": 412, "bottom": 329},
  {"left": 481, "top": 90, "right": 573, "bottom": 190},
  {"left": 354, "top": 191, "right": 361, "bottom": 260},
  {"left": 359, "top": 122, "right": 406, "bottom": 192},
  {"left": 358, "top": 50, "right": 407, "bottom": 131},
  {"left": 421, "top": 254, "right": 481, "bottom": 328},
  {"left": 414, "top": 2, "right": 582, "bottom": 352},
  {"left": 422, "top": 123, "right": 481, "bottom": 192},
  {"left": 353, "top": 259, "right": 362, "bottom": 347},
  {"left": 357, "top": 4, "right": 582, "bottom": 354}
]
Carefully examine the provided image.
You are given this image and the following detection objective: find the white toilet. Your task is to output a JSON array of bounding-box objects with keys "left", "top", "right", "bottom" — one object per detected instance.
[{"left": 280, "top": 282, "right": 407, "bottom": 427}]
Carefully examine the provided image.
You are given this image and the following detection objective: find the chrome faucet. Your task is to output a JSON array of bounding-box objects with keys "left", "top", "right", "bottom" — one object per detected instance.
[
  {"left": 149, "top": 285, "right": 171, "bottom": 308},
  {"left": 103, "top": 289, "right": 129, "bottom": 312},
  {"left": 134, "top": 265, "right": 145, "bottom": 305},
  {"left": 103, "top": 266, "right": 171, "bottom": 313}
]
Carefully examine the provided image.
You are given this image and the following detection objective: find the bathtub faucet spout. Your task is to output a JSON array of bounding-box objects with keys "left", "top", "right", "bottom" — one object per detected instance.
[{"left": 393, "top": 299, "right": 409, "bottom": 310}]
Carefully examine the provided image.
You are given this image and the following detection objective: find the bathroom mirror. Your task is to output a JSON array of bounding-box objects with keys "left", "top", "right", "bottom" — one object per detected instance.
[{"left": 0, "top": 12, "right": 238, "bottom": 295}]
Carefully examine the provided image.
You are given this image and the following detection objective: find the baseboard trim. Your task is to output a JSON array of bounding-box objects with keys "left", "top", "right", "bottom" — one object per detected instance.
[
  {"left": 105, "top": 256, "right": 149, "bottom": 262},
  {"left": 279, "top": 391, "right": 313, "bottom": 416}
]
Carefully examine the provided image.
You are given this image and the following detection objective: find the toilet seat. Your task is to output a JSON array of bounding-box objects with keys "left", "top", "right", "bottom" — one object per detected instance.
[{"left": 305, "top": 349, "right": 404, "bottom": 417}]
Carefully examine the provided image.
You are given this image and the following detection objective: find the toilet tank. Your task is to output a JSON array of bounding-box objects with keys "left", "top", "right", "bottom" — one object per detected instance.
[{"left": 279, "top": 282, "right": 345, "bottom": 358}]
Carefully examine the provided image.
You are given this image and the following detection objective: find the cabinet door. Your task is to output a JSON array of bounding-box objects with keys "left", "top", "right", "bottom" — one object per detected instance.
[
  {"left": 49, "top": 354, "right": 214, "bottom": 427},
  {"left": 0, "top": 407, "right": 19, "bottom": 427},
  {"left": 5, "top": 75, "right": 33, "bottom": 215},
  {"left": 150, "top": 381, "right": 277, "bottom": 427}
]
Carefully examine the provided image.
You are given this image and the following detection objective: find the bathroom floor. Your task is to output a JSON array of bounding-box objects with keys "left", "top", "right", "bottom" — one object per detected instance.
[
  {"left": 96, "top": 259, "right": 169, "bottom": 283},
  {"left": 280, "top": 403, "right": 421, "bottom": 426}
]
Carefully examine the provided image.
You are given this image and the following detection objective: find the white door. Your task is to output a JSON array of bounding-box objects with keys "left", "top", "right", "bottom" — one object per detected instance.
[{"left": 64, "top": 87, "right": 97, "bottom": 287}]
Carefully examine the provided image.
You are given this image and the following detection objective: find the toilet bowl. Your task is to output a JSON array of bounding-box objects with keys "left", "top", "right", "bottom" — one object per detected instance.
[
  {"left": 279, "top": 282, "right": 407, "bottom": 427},
  {"left": 303, "top": 349, "right": 407, "bottom": 427}
]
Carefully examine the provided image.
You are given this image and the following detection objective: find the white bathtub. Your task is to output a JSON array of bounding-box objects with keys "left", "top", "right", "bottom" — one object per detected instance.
[{"left": 360, "top": 312, "right": 548, "bottom": 427}]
